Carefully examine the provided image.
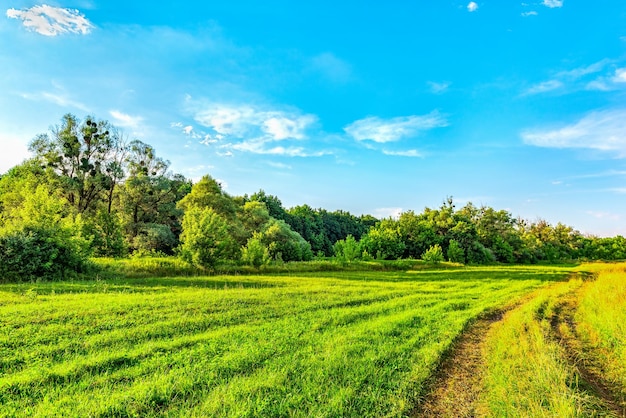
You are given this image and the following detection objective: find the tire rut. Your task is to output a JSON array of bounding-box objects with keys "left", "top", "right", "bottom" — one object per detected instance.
[
  {"left": 550, "top": 294, "right": 626, "bottom": 418},
  {"left": 413, "top": 309, "right": 505, "bottom": 418}
]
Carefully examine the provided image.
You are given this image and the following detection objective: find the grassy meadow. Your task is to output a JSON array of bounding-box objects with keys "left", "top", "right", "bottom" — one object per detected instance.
[
  {"left": 0, "top": 264, "right": 570, "bottom": 417},
  {"left": 479, "top": 262, "right": 626, "bottom": 417}
]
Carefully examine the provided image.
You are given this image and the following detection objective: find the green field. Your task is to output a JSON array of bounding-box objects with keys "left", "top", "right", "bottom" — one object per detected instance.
[{"left": 0, "top": 265, "right": 570, "bottom": 417}]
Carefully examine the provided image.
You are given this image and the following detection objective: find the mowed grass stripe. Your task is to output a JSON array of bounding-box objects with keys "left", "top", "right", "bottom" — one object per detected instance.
[{"left": 0, "top": 268, "right": 568, "bottom": 417}]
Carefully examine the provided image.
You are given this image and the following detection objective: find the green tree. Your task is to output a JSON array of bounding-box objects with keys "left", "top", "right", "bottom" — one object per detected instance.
[
  {"left": 0, "top": 182, "right": 90, "bottom": 281},
  {"left": 422, "top": 244, "right": 444, "bottom": 264},
  {"left": 241, "top": 233, "right": 271, "bottom": 268},
  {"left": 359, "top": 219, "right": 405, "bottom": 260},
  {"left": 179, "top": 207, "right": 237, "bottom": 268},
  {"left": 29, "top": 114, "right": 124, "bottom": 213},
  {"left": 257, "top": 219, "right": 313, "bottom": 262},
  {"left": 333, "top": 234, "right": 360, "bottom": 262},
  {"left": 447, "top": 239, "right": 465, "bottom": 263}
]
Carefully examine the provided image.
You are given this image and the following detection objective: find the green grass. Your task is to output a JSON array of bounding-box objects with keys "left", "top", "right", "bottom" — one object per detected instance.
[
  {"left": 478, "top": 278, "right": 604, "bottom": 417},
  {"left": 0, "top": 265, "right": 570, "bottom": 417},
  {"left": 575, "top": 263, "right": 626, "bottom": 403}
]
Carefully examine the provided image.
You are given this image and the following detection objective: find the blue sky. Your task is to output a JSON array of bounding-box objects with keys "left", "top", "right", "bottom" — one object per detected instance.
[{"left": 2, "top": 1, "right": 626, "bottom": 236}]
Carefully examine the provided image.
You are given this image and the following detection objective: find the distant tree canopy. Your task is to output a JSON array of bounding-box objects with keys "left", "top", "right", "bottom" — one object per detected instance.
[{"left": 0, "top": 113, "right": 625, "bottom": 280}]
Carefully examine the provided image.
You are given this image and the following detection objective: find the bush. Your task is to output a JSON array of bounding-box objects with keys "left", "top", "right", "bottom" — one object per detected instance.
[
  {"left": 333, "top": 235, "right": 360, "bottom": 263},
  {"left": 179, "top": 207, "right": 238, "bottom": 268},
  {"left": 0, "top": 226, "right": 89, "bottom": 282},
  {"left": 422, "top": 244, "right": 444, "bottom": 264},
  {"left": 241, "top": 234, "right": 271, "bottom": 268},
  {"left": 447, "top": 239, "right": 465, "bottom": 263}
]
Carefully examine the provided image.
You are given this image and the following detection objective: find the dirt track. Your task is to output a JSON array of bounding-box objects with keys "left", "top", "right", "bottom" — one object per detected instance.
[{"left": 414, "top": 310, "right": 505, "bottom": 417}]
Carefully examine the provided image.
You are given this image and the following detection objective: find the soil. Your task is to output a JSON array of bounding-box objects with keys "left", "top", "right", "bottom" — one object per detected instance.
[{"left": 413, "top": 310, "right": 505, "bottom": 417}]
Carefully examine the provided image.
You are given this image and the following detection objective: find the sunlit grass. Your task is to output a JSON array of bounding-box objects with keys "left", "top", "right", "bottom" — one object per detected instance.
[
  {"left": 478, "top": 278, "right": 604, "bottom": 417},
  {"left": 0, "top": 266, "right": 568, "bottom": 417},
  {"left": 575, "top": 262, "right": 626, "bottom": 403}
]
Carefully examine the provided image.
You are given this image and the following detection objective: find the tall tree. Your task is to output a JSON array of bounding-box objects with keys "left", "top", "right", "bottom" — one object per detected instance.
[{"left": 29, "top": 114, "right": 124, "bottom": 214}]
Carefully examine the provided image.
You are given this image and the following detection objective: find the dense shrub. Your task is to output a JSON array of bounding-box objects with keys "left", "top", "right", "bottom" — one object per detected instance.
[
  {"left": 241, "top": 234, "right": 271, "bottom": 268},
  {"left": 422, "top": 244, "right": 444, "bottom": 264},
  {"left": 0, "top": 226, "right": 89, "bottom": 282},
  {"left": 179, "top": 207, "right": 238, "bottom": 268}
]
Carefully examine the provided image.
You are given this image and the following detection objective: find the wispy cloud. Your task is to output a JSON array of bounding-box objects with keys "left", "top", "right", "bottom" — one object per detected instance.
[
  {"left": 110, "top": 110, "right": 143, "bottom": 128},
  {"left": 194, "top": 103, "right": 317, "bottom": 141},
  {"left": 427, "top": 81, "right": 450, "bottom": 94},
  {"left": 542, "top": 0, "right": 563, "bottom": 8},
  {"left": 344, "top": 111, "right": 448, "bottom": 143},
  {"left": 557, "top": 59, "right": 612, "bottom": 79},
  {"left": 523, "top": 59, "right": 617, "bottom": 96},
  {"left": 6, "top": 5, "right": 93, "bottom": 36},
  {"left": 186, "top": 100, "right": 330, "bottom": 157},
  {"left": 382, "top": 149, "right": 423, "bottom": 157},
  {"left": 467, "top": 2, "right": 479, "bottom": 12},
  {"left": 612, "top": 68, "right": 626, "bottom": 83},
  {"left": 522, "top": 79, "right": 563, "bottom": 96},
  {"left": 522, "top": 109, "right": 626, "bottom": 157},
  {"left": 19, "top": 90, "right": 89, "bottom": 112},
  {"left": 521, "top": 11, "right": 538, "bottom": 17}
]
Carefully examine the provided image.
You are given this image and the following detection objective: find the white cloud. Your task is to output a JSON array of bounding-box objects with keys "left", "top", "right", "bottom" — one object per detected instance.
[
  {"left": 194, "top": 103, "right": 317, "bottom": 141},
  {"left": 523, "top": 79, "right": 563, "bottom": 95},
  {"left": 612, "top": 68, "right": 626, "bottom": 83},
  {"left": 263, "top": 115, "right": 317, "bottom": 140},
  {"left": 521, "top": 11, "right": 538, "bottom": 17},
  {"left": 109, "top": 110, "right": 143, "bottom": 128},
  {"left": 344, "top": 111, "right": 448, "bottom": 143},
  {"left": 230, "top": 139, "right": 329, "bottom": 157},
  {"left": 6, "top": 5, "right": 93, "bottom": 36},
  {"left": 382, "top": 149, "right": 423, "bottom": 157},
  {"left": 557, "top": 59, "right": 612, "bottom": 79},
  {"left": 20, "top": 90, "right": 89, "bottom": 112},
  {"left": 522, "top": 109, "right": 626, "bottom": 157},
  {"left": 183, "top": 126, "right": 194, "bottom": 135},
  {"left": 467, "top": 2, "right": 479, "bottom": 12},
  {"left": 542, "top": 0, "right": 563, "bottom": 8},
  {"left": 427, "top": 81, "right": 450, "bottom": 94},
  {"left": 188, "top": 102, "right": 330, "bottom": 157},
  {"left": 586, "top": 80, "right": 612, "bottom": 91}
]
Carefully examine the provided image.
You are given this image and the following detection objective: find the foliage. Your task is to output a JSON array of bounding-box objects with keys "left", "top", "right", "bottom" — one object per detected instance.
[
  {"left": 422, "top": 244, "right": 444, "bottom": 264},
  {"left": 0, "top": 182, "right": 91, "bottom": 282},
  {"left": 359, "top": 219, "right": 405, "bottom": 260},
  {"left": 0, "top": 226, "right": 89, "bottom": 282},
  {"left": 28, "top": 114, "right": 125, "bottom": 213},
  {"left": 3, "top": 114, "right": 626, "bottom": 272},
  {"left": 446, "top": 239, "right": 465, "bottom": 263},
  {"left": 241, "top": 233, "right": 271, "bottom": 268},
  {"left": 333, "top": 234, "right": 361, "bottom": 262},
  {"left": 258, "top": 218, "right": 313, "bottom": 262},
  {"left": 82, "top": 209, "right": 127, "bottom": 257},
  {"left": 179, "top": 207, "right": 238, "bottom": 268}
]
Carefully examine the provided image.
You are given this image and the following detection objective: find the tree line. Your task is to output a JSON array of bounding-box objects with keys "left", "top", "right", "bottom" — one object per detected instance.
[{"left": 0, "top": 114, "right": 624, "bottom": 280}]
